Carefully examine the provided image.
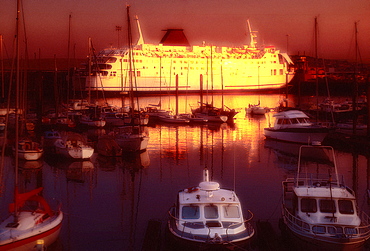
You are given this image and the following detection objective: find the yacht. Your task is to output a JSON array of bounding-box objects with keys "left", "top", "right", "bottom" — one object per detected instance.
[
  {"left": 168, "top": 169, "right": 255, "bottom": 248},
  {"left": 264, "top": 110, "right": 331, "bottom": 144},
  {"left": 281, "top": 144, "right": 370, "bottom": 249}
]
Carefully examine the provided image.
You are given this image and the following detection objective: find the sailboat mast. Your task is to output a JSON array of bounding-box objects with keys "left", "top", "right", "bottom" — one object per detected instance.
[
  {"left": 314, "top": 17, "right": 319, "bottom": 120},
  {"left": 352, "top": 21, "right": 359, "bottom": 135},
  {"left": 126, "top": 5, "right": 135, "bottom": 116},
  {"left": 67, "top": 14, "right": 72, "bottom": 102},
  {"left": 88, "top": 37, "right": 92, "bottom": 104},
  {"left": 0, "top": 34, "right": 3, "bottom": 99},
  {"left": 14, "top": 0, "right": 21, "bottom": 221},
  {"left": 176, "top": 74, "right": 179, "bottom": 116}
]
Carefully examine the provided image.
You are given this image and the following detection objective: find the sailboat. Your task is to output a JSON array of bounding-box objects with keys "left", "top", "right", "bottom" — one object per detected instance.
[
  {"left": 54, "top": 132, "right": 94, "bottom": 160},
  {"left": 114, "top": 5, "right": 149, "bottom": 152},
  {"left": 11, "top": 10, "right": 43, "bottom": 161},
  {"left": 0, "top": 187, "right": 64, "bottom": 250},
  {"left": 0, "top": 1, "right": 63, "bottom": 249}
]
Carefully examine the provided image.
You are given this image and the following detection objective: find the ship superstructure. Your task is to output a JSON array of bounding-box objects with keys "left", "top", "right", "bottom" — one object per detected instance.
[{"left": 74, "top": 19, "right": 294, "bottom": 94}]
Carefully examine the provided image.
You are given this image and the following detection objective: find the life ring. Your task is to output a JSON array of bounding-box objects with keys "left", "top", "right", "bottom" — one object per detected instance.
[{"left": 185, "top": 186, "right": 199, "bottom": 193}]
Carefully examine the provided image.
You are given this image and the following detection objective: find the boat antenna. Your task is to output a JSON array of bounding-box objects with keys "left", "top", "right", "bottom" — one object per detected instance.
[
  {"left": 328, "top": 170, "right": 336, "bottom": 221},
  {"left": 135, "top": 15, "right": 144, "bottom": 46},
  {"left": 203, "top": 168, "right": 209, "bottom": 182},
  {"left": 247, "top": 19, "right": 257, "bottom": 49}
]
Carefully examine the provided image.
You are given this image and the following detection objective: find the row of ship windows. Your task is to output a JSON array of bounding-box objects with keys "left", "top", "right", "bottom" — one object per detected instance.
[
  {"left": 103, "top": 69, "right": 284, "bottom": 77},
  {"left": 119, "top": 59, "right": 278, "bottom": 65}
]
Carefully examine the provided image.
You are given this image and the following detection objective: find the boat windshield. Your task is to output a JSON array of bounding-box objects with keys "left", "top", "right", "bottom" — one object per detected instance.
[
  {"left": 301, "top": 198, "right": 317, "bottom": 213},
  {"left": 338, "top": 200, "right": 354, "bottom": 214},
  {"left": 182, "top": 206, "right": 200, "bottom": 219},
  {"left": 223, "top": 205, "right": 240, "bottom": 218},
  {"left": 319, "top": 199, "right": 336, "bottom": 213},
  {"left": 204, "top": 205, "right": 218, "bottom": 219}
]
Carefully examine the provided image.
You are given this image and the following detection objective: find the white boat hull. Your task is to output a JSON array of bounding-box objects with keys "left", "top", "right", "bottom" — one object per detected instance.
[
  {"left": 0, "top": 211, "right": 63, "bottom": 250},
  {"left": 116, "top": 135, "right": 149, "bottom": 152},
  {"left": 18, "top": 150, "right": 44, "bottom": 161},
  {"left": 193, "top": 113, "right": 227, "bottom": 123},
  {"left": 54, "top": 139, "right": 94, "bottom": 159},
  {"left": 55, "top": 146, "right": 94, "bottom": 159},
  {"left": 264, "top": 128, "right": 329, "bottom": 144}
]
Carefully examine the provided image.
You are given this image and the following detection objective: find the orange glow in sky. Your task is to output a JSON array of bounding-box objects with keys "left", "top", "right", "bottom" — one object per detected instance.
[{"left": 1, "top": 0, "right": 369, "bottom": 62}]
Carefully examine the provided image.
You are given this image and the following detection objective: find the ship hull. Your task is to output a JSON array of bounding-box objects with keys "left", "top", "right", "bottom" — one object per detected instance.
[{"left": 73, "top": 43, "right": 295, "bottom": 94}]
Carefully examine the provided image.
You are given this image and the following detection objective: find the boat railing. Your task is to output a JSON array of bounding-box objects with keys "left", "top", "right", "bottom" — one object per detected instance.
[
  {"left": 294, "top": 175, "right": 342, "bottom": 188},
  {"left": 168, "top": 207, "right": 205, "bottom": 239},
  {"left": 282, "top": 205, "right": 370, "bottom": 239},
  {"left": 225, "top": 210, "right": 254, "bottom": 241}
]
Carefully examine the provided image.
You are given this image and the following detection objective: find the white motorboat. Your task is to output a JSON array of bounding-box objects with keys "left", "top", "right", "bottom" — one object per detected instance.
[
  {"left": 168, "top": 169, "right": 255, "bottom": 248},
  {"left": 15, "top": 139, "right": 44, "bottom": 161},
  {"left": 281, "top": 144, "right": 370, "bottom": 250},
  {"left": 264, "top": 110, "right": 331, "bottom": 144},
  {"left": 54, "top": 133, "right": 94, "bottom": 159}
]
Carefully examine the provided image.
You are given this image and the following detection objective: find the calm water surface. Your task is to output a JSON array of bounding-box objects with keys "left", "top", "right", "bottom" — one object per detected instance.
[{"left": 1, "top": 94, "right": 370, "bottom": 251}]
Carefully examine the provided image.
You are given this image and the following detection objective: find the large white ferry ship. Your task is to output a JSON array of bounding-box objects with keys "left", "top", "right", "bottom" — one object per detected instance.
[{"left": 73, "top": 19, "right": 295, "bottom": 94}]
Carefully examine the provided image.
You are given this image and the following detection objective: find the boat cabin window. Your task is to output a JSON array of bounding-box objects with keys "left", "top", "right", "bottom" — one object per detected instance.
[
  {"left": 204, "top": 205, "right": 218, "bottom": 219},
  {"left": 290, "top": 118, "right": 299, "bottom": 124},
  {"left": 301, "top": 198, "right": 317, "bottom": 213},
  {"left": 182, "top": 206, "right": 200, "bottom": 219},
  {"left": 338, "top": 200, "right": 354, "bottom": 214},
  {"left": 297, "top": 118, "right": 309, "bottom": 123},
  {"left": 319, "top": 200, "right": 336, "bottom": 213},
  {"left": 223, "top": 205, "right": 240, "bottom": 218},
  {"left": 277, "top": 119, "right": 291, "bottom": 125}
]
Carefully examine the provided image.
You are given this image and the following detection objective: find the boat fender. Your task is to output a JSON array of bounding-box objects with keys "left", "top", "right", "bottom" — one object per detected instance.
[{"left": 185, "top": 186, "right": 199, "bottom": 193}]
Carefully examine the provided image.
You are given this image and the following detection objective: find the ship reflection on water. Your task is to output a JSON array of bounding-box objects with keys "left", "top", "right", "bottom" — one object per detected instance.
[{"left": 0, "top": 94, "right": 369, "bottom": 250}]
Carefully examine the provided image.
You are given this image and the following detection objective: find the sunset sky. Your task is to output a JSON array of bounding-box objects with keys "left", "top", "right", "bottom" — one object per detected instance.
[{"left": 1, "top": 0, "right": 369, "bottom": 62}]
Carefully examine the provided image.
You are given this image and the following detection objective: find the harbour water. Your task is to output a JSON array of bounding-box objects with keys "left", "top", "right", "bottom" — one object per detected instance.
[{"left": 1, "top": 94, "right": 370, "bottom": 250}]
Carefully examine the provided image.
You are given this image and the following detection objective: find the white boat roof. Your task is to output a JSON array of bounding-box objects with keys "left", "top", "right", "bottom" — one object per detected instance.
[
  {"left": 294, "top": 186, "right": 356, "bottom": 200},
  {"left": 273, "top": 110, "right": 309, "bottom": 119},
  {"left": 179, "top": 182, "right": 240, "bottom": 205}
]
